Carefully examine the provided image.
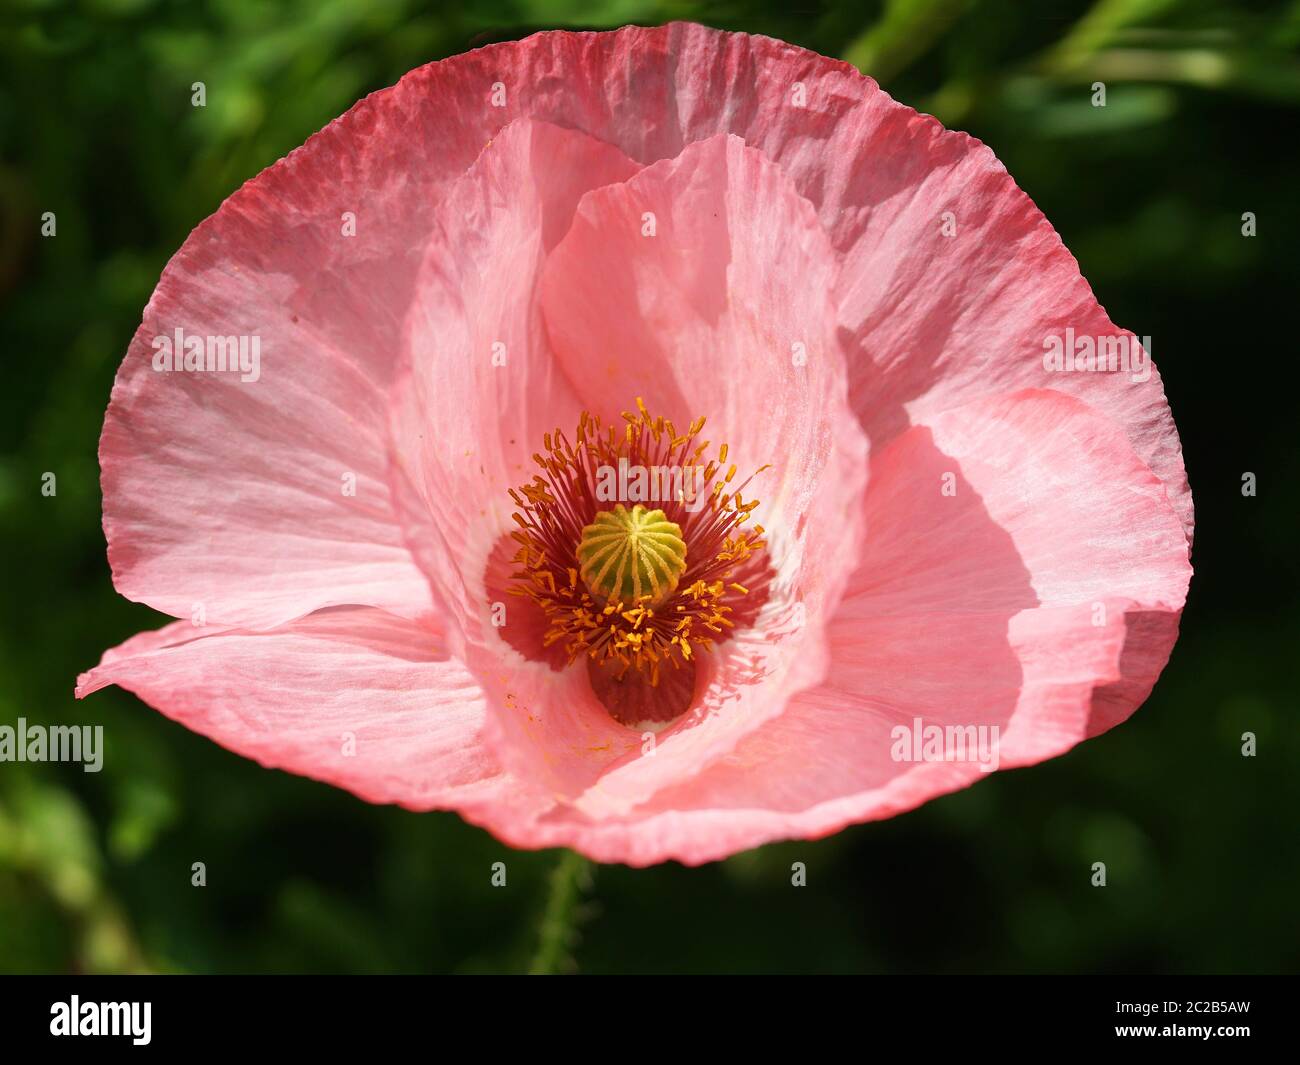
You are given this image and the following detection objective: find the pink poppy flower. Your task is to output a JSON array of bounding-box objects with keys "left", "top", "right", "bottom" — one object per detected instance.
[{"left": 77, "top": 23, "right": 1192, "bottom": 866}]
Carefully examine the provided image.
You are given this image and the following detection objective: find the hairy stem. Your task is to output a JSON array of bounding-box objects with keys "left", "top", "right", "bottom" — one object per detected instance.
[{"left": 529, "top": 850, "right": 593, "bottom": 975}]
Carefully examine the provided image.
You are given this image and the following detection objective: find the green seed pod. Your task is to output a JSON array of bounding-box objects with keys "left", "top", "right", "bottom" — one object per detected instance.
[{"left": 576, "top": 504, "right": 687, "bottom": 607}]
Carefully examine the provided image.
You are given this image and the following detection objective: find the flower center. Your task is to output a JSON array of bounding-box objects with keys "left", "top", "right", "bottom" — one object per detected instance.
[
  {"left": 577, "top": 504, "right": 687, "bottom": 607},
  {"left": 507, "top": 399, "right": 768, "bottom": 704}
]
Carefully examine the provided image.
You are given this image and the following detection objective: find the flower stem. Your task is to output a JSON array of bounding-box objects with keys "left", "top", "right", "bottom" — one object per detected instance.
[{"left": 528, "top": 850, "right": 592, "bottom": 975}]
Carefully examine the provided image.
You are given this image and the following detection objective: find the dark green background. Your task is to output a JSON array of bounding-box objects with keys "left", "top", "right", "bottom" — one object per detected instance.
[{"left": 1, "top": 0, "right": 1296, "bottom": 973}]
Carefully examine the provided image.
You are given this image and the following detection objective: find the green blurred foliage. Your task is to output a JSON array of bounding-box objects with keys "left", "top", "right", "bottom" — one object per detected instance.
[{"left": 1, "top": 0, "right": 1297, "bottom": 973}]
